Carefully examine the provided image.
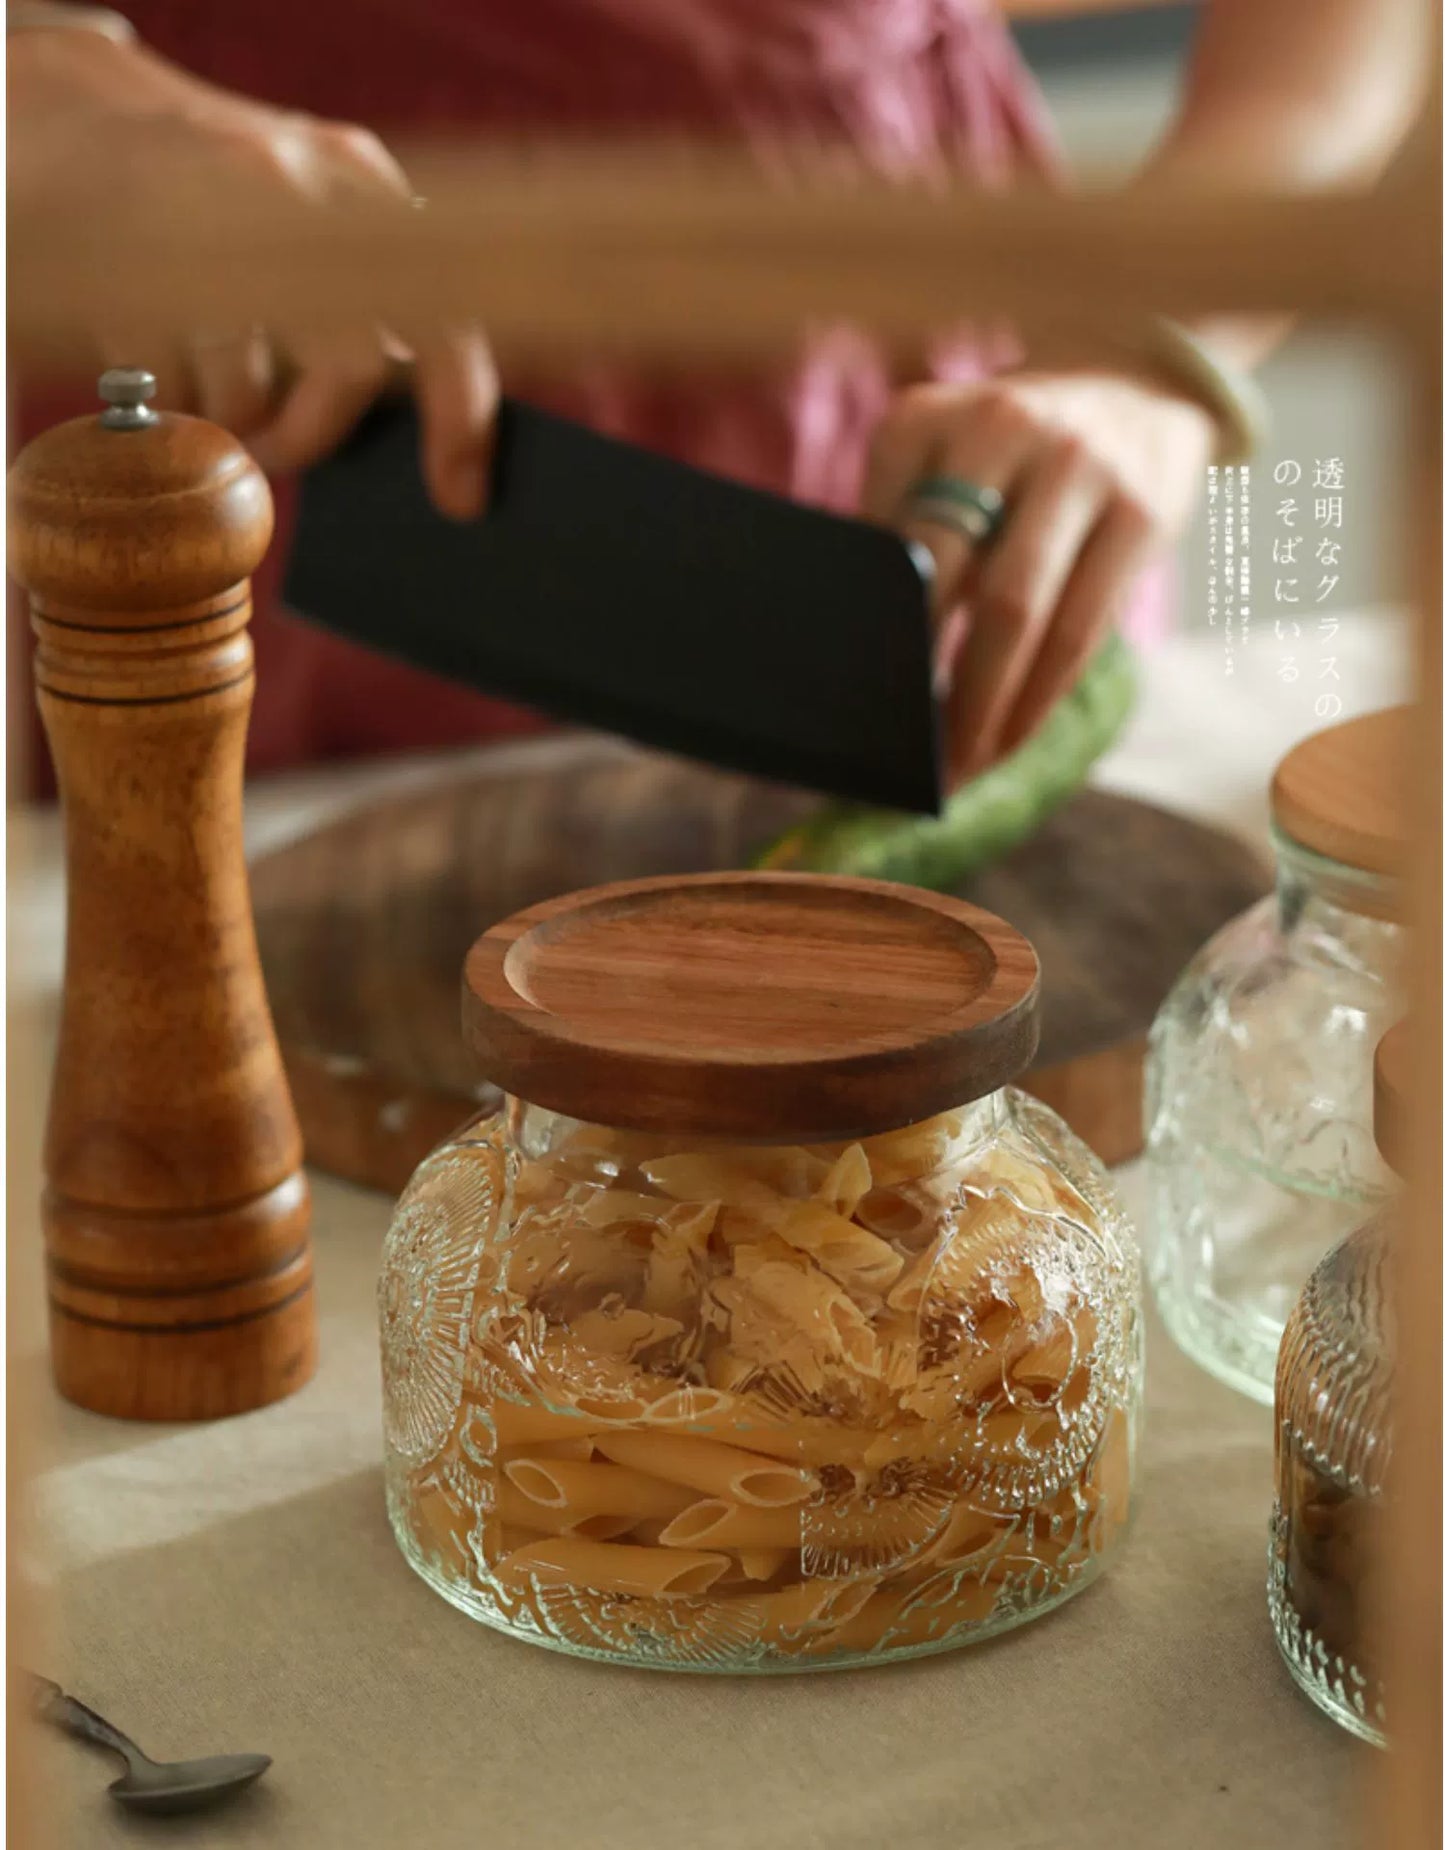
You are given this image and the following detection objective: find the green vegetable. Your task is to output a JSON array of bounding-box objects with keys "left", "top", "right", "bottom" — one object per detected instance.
[{"left": 755, "top": 633, "right": 1138, "bottom": 887}]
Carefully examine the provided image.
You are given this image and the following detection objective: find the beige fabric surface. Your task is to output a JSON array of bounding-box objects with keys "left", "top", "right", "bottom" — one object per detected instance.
[{"left": 13, "top": 622, "right": 1408, "bottom": 1849}]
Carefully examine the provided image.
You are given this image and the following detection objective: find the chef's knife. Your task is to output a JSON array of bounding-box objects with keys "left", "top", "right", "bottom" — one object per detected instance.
[{"left": 283, "top": 398, "right": 942, "bottom": 814}]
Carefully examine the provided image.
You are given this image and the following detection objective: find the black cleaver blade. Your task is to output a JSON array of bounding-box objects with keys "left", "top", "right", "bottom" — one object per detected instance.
[{"left": 282, "top": 398, "right": 943, "bottom": 815}]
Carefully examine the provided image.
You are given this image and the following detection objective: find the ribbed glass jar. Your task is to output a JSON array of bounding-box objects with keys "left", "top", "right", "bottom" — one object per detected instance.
[
  {"left": 1269, "top": 1213, "right": 1394, "bottom": 1744},
  {"left": 1145, "top": 829, "right": 1403, "bottom": 1402},
  {"left": 379, "top": 1087, "right": 1143, "bottom": 1672}
]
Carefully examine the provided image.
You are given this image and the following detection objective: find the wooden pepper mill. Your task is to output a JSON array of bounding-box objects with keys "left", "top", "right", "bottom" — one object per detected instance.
[{"left": 8, "top": 368, "right": 317, "bottom": 1420}]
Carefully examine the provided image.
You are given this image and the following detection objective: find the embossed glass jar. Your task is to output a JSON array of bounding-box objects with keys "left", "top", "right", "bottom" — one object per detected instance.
[
  {"left": 1269, "top": 1215, "right": 1394, "bottom": 1744},
  {"left": 1145, "top": 710, "right": 1405, "bottom": 1402},
  {"left": 1268, "top": 1024, "right": 1405, "bottom": 1746},
  {"left": 379, "top": 873, "right": 1144, "bottom": 1672}
]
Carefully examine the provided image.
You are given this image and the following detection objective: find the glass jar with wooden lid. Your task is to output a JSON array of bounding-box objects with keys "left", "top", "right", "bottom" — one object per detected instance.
[
  {"left": 1145, "top": 707, "right": 1407, "bottom": 1402},
  {"left": 378, "top": 872, "right": 1143, "bottom": 1672},
  {"left": 1269, "top": 1020, "right": 1405, "bottom": 1745}
]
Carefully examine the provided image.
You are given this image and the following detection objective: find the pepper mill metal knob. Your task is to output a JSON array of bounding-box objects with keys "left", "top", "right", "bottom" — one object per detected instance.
[
  {"left": 96, "top": 364, "right": 159, "bottom": 430},
  {"left": 8, "top": 371, "right": 317, "bottom": 1420}
]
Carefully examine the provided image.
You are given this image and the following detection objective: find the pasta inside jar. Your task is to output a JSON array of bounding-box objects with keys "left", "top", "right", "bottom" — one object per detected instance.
[
  {"left": 382, "top": 1092, "right": 1141, "bottom": 1671},
  {"left": 379, "top": 872, "right": 1143, "bottom": 1672}
]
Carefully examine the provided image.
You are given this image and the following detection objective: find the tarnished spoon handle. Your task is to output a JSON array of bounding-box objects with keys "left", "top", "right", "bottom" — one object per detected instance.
[{"left": 21, "top": 1672, "right": 144, "bottom": 1768}]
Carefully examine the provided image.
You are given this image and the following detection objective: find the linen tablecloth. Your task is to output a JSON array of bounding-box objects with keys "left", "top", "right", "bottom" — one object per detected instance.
[{"left": 12, "top": 618, "right": 1408, "bottom": 1849}]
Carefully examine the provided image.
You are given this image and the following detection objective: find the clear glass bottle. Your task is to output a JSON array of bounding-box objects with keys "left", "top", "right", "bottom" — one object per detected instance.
[
  {"left": 379, "top": 874, "right": 1144, "bottom": 1672},
  {"left": 1145, "top": 711, "right": 1405, "bottom": 1402}
]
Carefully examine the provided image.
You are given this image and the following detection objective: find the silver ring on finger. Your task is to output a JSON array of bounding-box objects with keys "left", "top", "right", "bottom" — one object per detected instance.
[{"left": 903, "top": 474, "right": 1007, "bottom": 545}]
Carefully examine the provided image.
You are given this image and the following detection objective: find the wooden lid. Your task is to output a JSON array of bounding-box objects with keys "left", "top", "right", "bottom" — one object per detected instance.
[
  {"left": 1269, "top": 707, "right": 1408, "bottom": 875},
  {"left": 1374, "top": 1020, "right": 1409, "bottom": 1177},
  {"left": 462, "top": 872, "right": 1040, "bottom": 1139}
]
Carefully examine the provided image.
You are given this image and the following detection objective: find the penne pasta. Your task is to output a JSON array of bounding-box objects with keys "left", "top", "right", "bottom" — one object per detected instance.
[
  {"left": 549, "top": 1149, "right": 627, "bottom": 1186},
  {"left": 886, "top": 1250, "right": 938, "bottom": 1316},
  {"left": 704, "top": 1296, "right": 836, "bottom": 1405},
  {"left": 496, "top": 1523, "right": 548, "bottom": 1556},
  {"left": 645, "top": 1162, "right": 898, "bottom": 1289},
  {"left": 527, "top": 1339, "right": 667, "bottom": 1421},
  {"left": 667, "top": 1202, "right": 721, "bottom": 1247},
  {"left": 642, "top": 1243, "right": 703, "bottom": 1321},
  {"left": 860, "top": 1111, "right": 971, "bottom": 1187},
  {"left": 721, "top": 1145, "right": 831, "bottom": 1197},
  {"left": 869, "top": 1310, "right": 921, "bottom": 1395},
  {"left": 1072, "top": 1304, "right": 1101, "bottom": 1359},
  {"left": 725, "top": 1260, "right": 881, "bottom": 1375},
  {"left": 641, "top": 1153, "right": 773, "bottom": 1211},
  {"left": 503, "top": 1435, "right": 596, "bottom": 1463},
  {"left": 623, "top": 1515, "right": 678, "bottom": 1547},
  {"left": 1009, "top": 1321, "right": 1076, "bottom": 1396},
  {"left": 816, "top": 1143, "right": 872, "bottom": 1218},
  {"left": 755, "top": 1577, "right": 878, "bottom": 1643},
  {"left": 713, "top": 1208, "right": 775, "bottom": 1249},
  {"left": 985, "top": 1145, "right": 1092, "bottom": 1226},
  {"left": 1083, "top": 1409, "right": 1131, "bottom": 1523},
  {"left": 763, "top": 1198, "right": 904, "bottom": 1295},
  {"left": 900, "top": 1348, "right": 1004, "bottom": 1425},
  {"left": 657, "top": 1500, "right": 803, "bottom": 1550},
  {"left": 882, "top": 1574, "right": 1002, "bottom": 1649},
  {"left": 412, "top": 1477, "right": 475, "bottom": 1578},
  {"left": 566, "top": 1305, "right": 686, "bottom": 1362},
  {"left": 797, "top": 1583, "right": 909, "bottom": 1657},
  {"left": 737, "top": 1548, "right": 791, "bottom": 1583},
  {"left": 538, "top": 1222, "right": 650, "bottom": 1300},
  {"left": 917, "top": 1502, "right": 1010, "bottom": 1568},
  {"left": 854, "top": 1185, "right": 922, "bottom": 1244},
  {"left": 572, "top": 1188, "right": 670, "bottom": 1227},
  {"left": 702, "top": 1347, "right": 760, "bottom": 1396},
  {"left": 570, "top": 1390, "right": 662, "bottom": 1422},
  {"left": 563, "top": 1513, "right": 646, "bottom": 1542},
  {"left": 975, "top": 1405, "right": 1028, "bottom": 1448},
  {"left": 731, "top": 1238, "right": 811, "bottom": 1280},
  {"left": 640, "top": 1386, "right": 739, "bottom": 1426},
  {"left": 593, "top": 1430, "right": 816, "bottom": 1507},
  {"left": 502, "top": 1457, "right": 696, "bottom": 1522},
  {"left": 497, "top": 1536, "right": 730, "bottom": 1599},
  {"left": 557, "top": 1123, "right": 665, "bottom": 1168},
  {"left": 512, "top": 1159, "right": 572, "bottom": 1214},
  {"left": 701, "top": 1417, "right": 879, "bottom": 1469},
  {"left": 856, "top": 1423, "right": 978, "bottom": 1470},
  {"left": 495, "top": 1481, "right": 639, "bottom": 1541},
  {"left": 489, "top": 1400, "right": 606, "bottom": 1449}
]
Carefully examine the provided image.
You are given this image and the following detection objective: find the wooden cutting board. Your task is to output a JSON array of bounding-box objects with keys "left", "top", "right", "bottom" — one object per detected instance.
[{"left": 251, "top": 736, "right": 1269, "bottom": 1193}]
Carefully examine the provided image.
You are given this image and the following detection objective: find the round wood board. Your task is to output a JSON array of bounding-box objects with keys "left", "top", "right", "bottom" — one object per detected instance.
[{"left": 251, "top": 735, "right": 1270, "bottom": 1193}]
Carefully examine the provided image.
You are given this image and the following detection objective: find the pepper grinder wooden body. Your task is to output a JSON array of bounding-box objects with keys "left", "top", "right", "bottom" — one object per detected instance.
[{"left": 7, "top": 370, "right": 317, "bottom": 1420}]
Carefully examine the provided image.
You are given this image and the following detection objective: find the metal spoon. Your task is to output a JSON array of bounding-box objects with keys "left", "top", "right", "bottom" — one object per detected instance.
[{"left": 25, "top": 1672, "right": 271, "bottom": 1816}]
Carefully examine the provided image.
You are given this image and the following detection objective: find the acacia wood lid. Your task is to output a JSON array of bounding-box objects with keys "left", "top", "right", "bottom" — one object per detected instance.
[
  {"left": 1269, "top": 707, "right": 1408, "bottom": 876},
  {"left": 462, "top": 871, "right": 1040, "bottom": 1139},
  {"left": 1374, "top": 1020, "right": 1409, "bottom": 1177}
]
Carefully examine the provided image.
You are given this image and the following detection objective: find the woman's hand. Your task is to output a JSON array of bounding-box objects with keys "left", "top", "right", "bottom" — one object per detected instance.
[
  {"left": 864, "top": 366, "right": 1216, "bottom": 787},
  {"left": 8, "top": 20, "right": 496, "bottom": 517}
]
